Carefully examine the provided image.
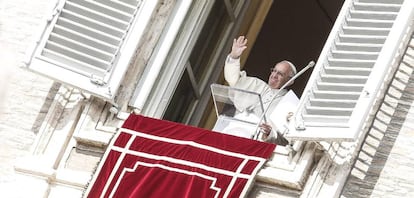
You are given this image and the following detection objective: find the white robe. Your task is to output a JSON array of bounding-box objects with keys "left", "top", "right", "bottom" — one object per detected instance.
[{"left": 224, "top": 56, "right": 288, "bottom": 143}]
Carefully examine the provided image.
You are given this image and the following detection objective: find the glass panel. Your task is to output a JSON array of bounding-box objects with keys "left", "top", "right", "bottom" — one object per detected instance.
[
  {"left": 230, "top": 0, "right": 238, "bottom": 7},
  {"left": 210, "top": 83, "right": 265, "bottom": 120},
  {"left": 163, "top": 69, "right": 196, "bottom": 123},
  {"left": 164, "top": 0, "right": 233, "bottom": 124},
  {"left": 189, "top": 0, "right": 231, "bottom": 84}
]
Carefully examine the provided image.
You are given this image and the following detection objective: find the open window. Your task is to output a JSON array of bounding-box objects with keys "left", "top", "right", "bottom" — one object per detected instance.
[
  {"left": 130, "top": 0, "right": 251, "bottom": 126},
  {"left": 24, "top": 0, "right": 157, "bottom": 100}
]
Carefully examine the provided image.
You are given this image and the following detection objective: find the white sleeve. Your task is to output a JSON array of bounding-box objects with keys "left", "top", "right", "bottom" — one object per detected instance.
[{"left": 224, "top": 55, "right": 242, "bottom": 87}]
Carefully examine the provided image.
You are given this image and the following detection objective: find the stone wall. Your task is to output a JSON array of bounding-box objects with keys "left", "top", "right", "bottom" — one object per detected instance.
[
  {"left": 342, "top": 37, "right": 414, "bottom": 197},
  {"left": 0, "top": 0, "right": 56, "bottom": 187},
  {"left": 0, "top": 0, "right": 178, "bottom": 196}
]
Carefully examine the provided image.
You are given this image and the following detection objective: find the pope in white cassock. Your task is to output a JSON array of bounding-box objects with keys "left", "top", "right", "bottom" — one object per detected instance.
[{"left": 223, "top": 36, "right": 298, "bottom": 146}]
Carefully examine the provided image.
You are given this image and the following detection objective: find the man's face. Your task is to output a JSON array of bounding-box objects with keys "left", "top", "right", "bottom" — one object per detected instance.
[{"left": 268, "top": 62, "right": 292, "bottom": 89}]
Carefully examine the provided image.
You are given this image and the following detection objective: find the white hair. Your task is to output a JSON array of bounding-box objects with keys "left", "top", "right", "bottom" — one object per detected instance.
[{"left": 280, "top": 60, "right": 297, "bottom": 77}]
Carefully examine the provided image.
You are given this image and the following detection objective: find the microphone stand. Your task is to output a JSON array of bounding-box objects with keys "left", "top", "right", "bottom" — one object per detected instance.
[{"left": 253, "top": 61, "right": 315, "bottom": 140}]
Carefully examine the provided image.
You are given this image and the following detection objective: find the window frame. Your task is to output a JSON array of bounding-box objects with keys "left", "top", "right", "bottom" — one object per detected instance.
[
  {"left": 129, "top": 0, "right": 207, "bottom": 115},
  {"left": 130, "top": 0, "right": 249, "bottom": 124}
]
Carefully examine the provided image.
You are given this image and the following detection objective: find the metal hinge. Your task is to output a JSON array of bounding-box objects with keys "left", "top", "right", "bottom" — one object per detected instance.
[
  {"left": 295, "top": 114, "right": 306, "bottom": 130},
  {"left": 90, "top": 75, "right": 106, "bottom": 86}
]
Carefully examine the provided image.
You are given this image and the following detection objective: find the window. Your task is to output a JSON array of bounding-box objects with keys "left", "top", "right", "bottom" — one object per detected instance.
[
  {"left": 163, "top": 0, "right": 237, "bottom": 124},
  {"left": 25, "top": 0, "right": 157, "bottom": 100},
  {"left": 132, "top": 0, "right": 249, "bottom": 126}
]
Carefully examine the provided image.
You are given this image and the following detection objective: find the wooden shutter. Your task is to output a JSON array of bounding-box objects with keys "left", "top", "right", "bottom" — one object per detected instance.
[
  {"left": 25, "top": 0, "right": 157, "bottom": 100},
  {"left": 286, "top": 0, "right": 414, "bottom": 142}
]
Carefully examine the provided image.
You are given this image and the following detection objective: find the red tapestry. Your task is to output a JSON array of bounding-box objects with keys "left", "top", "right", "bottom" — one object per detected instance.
[{"left": 86, "top": 114, "right": 275, "bottom": 198}]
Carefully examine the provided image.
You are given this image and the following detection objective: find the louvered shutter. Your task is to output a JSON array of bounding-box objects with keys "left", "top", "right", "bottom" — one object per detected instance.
[
  {"left": 25, "top": 0, "right": 157, "bottom": 100},
  {"left": 286, "top": 0, "right": 414, "bottom": 142}
]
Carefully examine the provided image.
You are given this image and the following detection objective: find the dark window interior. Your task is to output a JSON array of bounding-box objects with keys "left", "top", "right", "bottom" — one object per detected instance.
[
  {"left": 245, "top": 0, "right": 344, "bottom": 96},
  {"left": 164, "top": 0, "right": 233, "bottom": 123},
  {"left": 164, "top": 0, "right": 344, "bottom": 126}
]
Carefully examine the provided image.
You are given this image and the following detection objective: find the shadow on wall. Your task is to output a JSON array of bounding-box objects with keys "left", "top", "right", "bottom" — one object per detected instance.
[
  {"left": 341, "top": 42, "right": 414, "bottom": 197},
  {"left": 0, "top": 50, "right": 13, "bottom": 113},
  {"left": 31, "top": 82, "right": 61, "bottom": 134}
]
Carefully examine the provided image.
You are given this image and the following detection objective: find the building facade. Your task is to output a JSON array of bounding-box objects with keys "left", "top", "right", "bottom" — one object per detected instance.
[{"left": 1, "top": 0, "right": 414, "bottom": 197}]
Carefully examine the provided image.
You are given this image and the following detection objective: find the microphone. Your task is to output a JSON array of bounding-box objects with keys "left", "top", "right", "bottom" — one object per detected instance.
[
  {"left": 252, "top": 61, "right": 315, "bottom": 140},
  {"left": 281, "top": 61, "right": 315, "bottom": 91}
]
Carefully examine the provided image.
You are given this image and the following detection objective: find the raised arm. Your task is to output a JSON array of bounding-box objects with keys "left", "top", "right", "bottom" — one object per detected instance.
[
  {"left": 230, "top": 36, "right": 248, "bottom": 59},
  {"left": 224, "top": 36, "right": 248, "bottom": 86}
]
